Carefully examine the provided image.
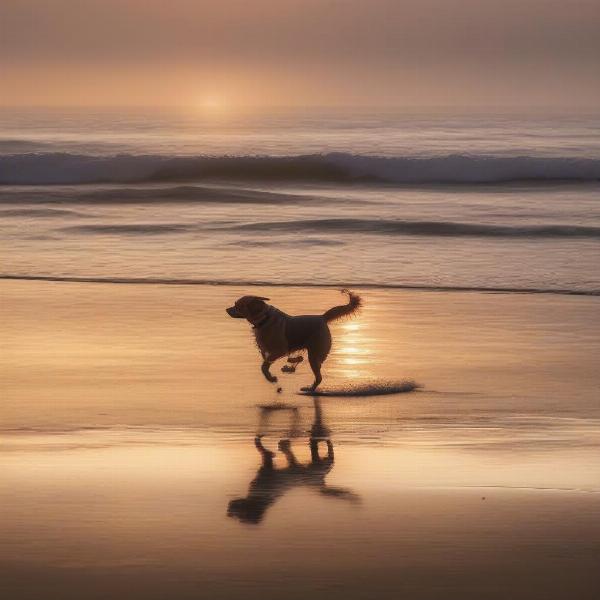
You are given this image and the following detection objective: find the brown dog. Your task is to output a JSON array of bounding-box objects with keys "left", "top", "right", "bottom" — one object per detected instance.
[{"left": 226, "top": 289, "right": 361, "bottom": 391}]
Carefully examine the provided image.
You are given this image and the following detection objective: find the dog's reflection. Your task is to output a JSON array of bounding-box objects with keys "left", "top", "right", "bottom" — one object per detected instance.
[{"left": 228, "top": 399, "right": 359, "bottom": 524}]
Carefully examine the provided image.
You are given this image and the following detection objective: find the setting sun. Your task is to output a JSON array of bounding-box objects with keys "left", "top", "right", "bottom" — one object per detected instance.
[{"left": 198, "top": 95, "right": 228, "bottom": 113}]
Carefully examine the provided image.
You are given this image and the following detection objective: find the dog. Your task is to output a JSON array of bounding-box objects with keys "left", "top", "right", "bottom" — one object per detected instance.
[{"left": 226, "top": 289, "right": 361, "bottom": 391}]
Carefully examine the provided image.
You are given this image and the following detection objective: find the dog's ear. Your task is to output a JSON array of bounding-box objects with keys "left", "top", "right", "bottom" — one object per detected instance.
[
  {"left": 247, "top": 297, "right": 268, "bottom": 317},
  {"left": 256, "top": 296, "right": 270, "bottom": 301}
]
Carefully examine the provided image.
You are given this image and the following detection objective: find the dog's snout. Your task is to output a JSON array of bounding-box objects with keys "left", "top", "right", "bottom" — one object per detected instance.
[{"left": 226, "top": 306, "right": 243, "bottom": 318}]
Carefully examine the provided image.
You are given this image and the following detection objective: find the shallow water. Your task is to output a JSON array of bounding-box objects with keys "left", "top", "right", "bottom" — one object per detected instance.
[{"left": 3, "top": 182, "right": 600, "bottom": 294}]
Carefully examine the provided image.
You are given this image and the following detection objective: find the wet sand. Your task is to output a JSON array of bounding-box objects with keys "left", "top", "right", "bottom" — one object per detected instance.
[{"left": 1, "top": 281, "right": 599, "bottom": 599}]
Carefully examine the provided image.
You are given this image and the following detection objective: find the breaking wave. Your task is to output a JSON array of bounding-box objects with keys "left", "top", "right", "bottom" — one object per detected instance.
[{"left": 2, "top": 152, "right": 600, "bottom": 185}]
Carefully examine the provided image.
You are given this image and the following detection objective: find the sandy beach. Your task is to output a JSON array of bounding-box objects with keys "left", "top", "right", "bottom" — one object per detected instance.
[{"left": 2, "top": 280, "right": 599, "bottom": 599}]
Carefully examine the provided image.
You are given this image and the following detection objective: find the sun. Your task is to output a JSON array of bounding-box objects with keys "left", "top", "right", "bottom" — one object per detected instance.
[{"left": 198, "top": 95, "right": 227, "bottom": 113}]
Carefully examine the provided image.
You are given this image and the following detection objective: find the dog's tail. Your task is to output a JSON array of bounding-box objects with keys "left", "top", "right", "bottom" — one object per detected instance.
[{"left": 323, "top": 289, "right": 362, "bottom": 323}]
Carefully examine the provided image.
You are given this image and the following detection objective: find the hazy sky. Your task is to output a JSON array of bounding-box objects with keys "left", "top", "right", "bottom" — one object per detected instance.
[{"left": 1, "top": 0, "right": 599, "bottom": 108}]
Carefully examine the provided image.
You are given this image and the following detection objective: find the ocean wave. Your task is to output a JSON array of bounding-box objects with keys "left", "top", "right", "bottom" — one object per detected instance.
[
  {"left": 53, "top": 218, "right": 600, "bottom": 239},
  {"left": 0, "top": 207, "right": 89, "bottom": 218},
  {"left": 62, "top": 223, "right": 193, "bottom": 235},
  {"left": 227, "top": 238, "right": 346, "bottom": 248},
  {"left": 1, "top": 152, "right": 600, "bottom": 185},
  {"left": 0, "top": 139, "right": 53, "bottom": 153},
  {"left": 2, "top": 274, "right": 598, "bottom": 296},
  {"left": 231, "top": 218, "right": 600, "bottom": 238},
  {"left": 0, "top": 184, "right": 330, "bottom": 205}
]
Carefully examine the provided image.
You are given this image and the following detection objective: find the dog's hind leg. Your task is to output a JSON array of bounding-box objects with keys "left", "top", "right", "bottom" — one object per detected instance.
[
  {"left": 301, "top": 334, "right": 330, "bottom": 392},
  {"left": 301, "top": 328, "right": 330, "bottom": 392},
  {"left": 261, "top": 360, "right": 278, "bottom": 383},
  {"left": 301, "top": 352, "right": 322, "bottom": 392}
]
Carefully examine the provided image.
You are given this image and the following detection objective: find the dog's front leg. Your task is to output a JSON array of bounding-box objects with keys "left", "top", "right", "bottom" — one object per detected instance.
[{"left": 261, "top": 360, "right": 278, "bottom": 383}]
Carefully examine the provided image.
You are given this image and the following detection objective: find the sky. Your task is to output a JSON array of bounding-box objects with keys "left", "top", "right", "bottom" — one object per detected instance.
[{"left": 1, "top": 0, "right": 599, "bottom": 109}]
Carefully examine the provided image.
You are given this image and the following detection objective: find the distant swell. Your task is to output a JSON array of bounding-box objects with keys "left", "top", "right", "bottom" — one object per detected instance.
[
  {"left": 62, "top": 223, "right": 192, "bottom": 235},
  {"left": 2, "top": 152, "right": 600, "bottom": 185},
  {"left": 0, "top": 185, "right": 327, "bottom": 206},
  {"left": 0, "top": 207, "right": 88, "bottom": 218},
  {"left": 232, "top": 218, "right": 600, "bottom": 239},
  {"left": 50, "top": 218, "right": 600, "bottom": 239},
  {"left": 1, "top": 274, "right": 598, "bottom": 296}
]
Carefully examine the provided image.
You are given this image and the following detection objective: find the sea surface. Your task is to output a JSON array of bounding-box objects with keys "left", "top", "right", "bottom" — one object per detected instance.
[{"left": 1, "top": 107, "right": 600, "bottom": 294}]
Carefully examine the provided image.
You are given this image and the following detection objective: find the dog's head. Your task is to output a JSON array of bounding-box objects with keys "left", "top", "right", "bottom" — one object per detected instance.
[{"left": 226, "top": 295, "right": 270, "bottom": 324}]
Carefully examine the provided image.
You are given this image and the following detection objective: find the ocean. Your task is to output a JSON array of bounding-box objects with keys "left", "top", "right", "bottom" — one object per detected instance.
[{"left": 1, "top": 107, "right": 600, "bottom": 295}]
